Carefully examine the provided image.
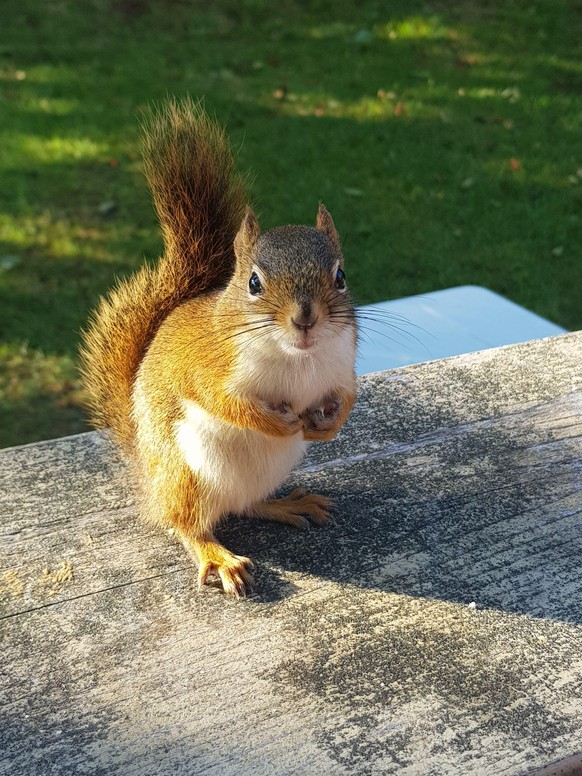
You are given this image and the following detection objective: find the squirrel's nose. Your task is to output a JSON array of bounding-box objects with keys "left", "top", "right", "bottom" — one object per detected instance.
[
  {"left": 292, "top": 315, "right": 318, "bottom": 333},
  {"left": 292, "top": 299, "right": 318, "bottom": 332}
]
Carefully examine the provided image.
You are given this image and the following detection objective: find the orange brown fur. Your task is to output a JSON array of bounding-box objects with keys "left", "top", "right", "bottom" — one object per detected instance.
[{"left": 79, "top": 99, "right": 247, "bottom": 451}]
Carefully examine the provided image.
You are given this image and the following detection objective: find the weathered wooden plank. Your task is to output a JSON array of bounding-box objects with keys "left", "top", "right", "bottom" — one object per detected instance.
[
  {"left": 1, "top": 574, "right": 581, "bottom": 775},
  {"left": 2, "top": 391, "right": 581, "bottom": 620},
  {"left": 1, "top": 333, "right": 582, "bottom": 775}
]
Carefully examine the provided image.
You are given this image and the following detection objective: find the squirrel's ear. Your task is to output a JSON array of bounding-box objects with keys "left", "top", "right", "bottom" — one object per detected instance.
[
  {"left": 316, "top": 203, "right": 341, "bottom": 253},
  {"left": 234, "top": 208, "right": 261, "bottom": 262}
]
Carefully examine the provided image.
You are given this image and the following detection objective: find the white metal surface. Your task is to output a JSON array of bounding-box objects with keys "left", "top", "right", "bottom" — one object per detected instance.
[{"left": 356, "top": 285, "right": 567, "bottom": 375}]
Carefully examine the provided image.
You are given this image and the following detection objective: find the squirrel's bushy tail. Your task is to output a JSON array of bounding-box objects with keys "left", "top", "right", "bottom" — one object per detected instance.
[{"left": 79, "top": 98, "right": 248, "bottom": 451}]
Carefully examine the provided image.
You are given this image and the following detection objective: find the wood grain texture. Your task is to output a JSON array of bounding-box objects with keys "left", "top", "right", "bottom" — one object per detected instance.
[{"left": 2, "top": 333, "right": 582, "bottom": 775}]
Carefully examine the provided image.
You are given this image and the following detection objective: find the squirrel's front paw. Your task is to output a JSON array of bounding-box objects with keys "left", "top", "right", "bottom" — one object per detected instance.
[
  {"left": 301, "top": 395, "right": 342, "bottom": 441},
  {"left": 262, "top": 400, "right": 302, "bottom": 435}
]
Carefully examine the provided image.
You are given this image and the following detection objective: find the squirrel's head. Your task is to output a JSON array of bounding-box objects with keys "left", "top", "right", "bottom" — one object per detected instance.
[{"left": 228, "top": 204, "right": 355, "bottom": 355}]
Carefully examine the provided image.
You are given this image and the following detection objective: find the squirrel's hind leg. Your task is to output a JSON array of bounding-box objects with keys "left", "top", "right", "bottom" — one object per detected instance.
[
  {"left": 141, "top": 458, "right": 254, "bottom": 597},
  {"left": 246, "top": 488, "right": 333, "bottom": 530}
]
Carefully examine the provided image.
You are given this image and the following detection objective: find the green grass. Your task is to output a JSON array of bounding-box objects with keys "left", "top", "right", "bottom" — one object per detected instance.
[{"left": 1, "top": 0, "right": 581, "bottom": 447}]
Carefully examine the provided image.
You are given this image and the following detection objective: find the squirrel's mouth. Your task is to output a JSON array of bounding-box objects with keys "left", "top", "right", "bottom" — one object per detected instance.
[
  {"left": 288, "top": 331, "right": 318, "bottom": 352},
  {"left": 292, "top": 339, "right": 316, "bottom": 351}
]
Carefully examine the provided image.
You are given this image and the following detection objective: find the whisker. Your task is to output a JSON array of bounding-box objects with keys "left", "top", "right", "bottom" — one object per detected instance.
[
  {"left": 356, "top": 323, "right": 432, "bottom": 356},
  {"left": 221, "top": 323, "right": 278, "bottom": 342},
  {"left": 355, "top": 312, "right": 434, "bottom": 342},
  {"left": 356, "top": 309, "right": 414, "bottom": 323},
  {"left": 353, "top": 328, "right": 375, "bottom": 347},
  {"left": 356, "top": 321, "right": 432, "bottom": 352},
  {"left": 357, "top": 316, "right": 431, "bottom": 347}
]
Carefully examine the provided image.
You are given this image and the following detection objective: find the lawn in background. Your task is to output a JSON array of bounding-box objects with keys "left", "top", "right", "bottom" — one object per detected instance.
[{"left": 1, "top": 0, "right": 581, "bottom": 447}]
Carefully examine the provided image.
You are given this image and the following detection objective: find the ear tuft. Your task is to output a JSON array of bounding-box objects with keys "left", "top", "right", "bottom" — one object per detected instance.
[
  {"left": 234, "top": 207, "right": 261, "bottom": 260},
  {"left": 316, "top": 203, "right": 341, "bottom": 251}
]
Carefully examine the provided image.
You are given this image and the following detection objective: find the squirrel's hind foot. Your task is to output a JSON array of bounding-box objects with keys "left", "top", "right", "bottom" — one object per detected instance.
[
  {"left": 188, "top": 537, "right": 254, "bottom": 598},
  {"left": 247, "top": 488, "right": 333, "bottom": 529}
]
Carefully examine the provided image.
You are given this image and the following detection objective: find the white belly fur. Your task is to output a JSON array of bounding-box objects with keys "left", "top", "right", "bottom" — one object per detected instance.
[
  {"left": 176, "top": 325, "right": 356, "bottom": 517},
  {"left": 176, "top": 401, "right": 306, "bottom": 516}
]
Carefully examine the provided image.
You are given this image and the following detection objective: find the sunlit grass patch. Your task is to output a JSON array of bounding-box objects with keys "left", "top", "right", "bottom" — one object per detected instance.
[
  {"left": 267, "top": 90, "right": 446, "bottom": 122},
  {"left": 375, "top": 15, "right": 450, "bottom": 41},
  {"left": 308, "top": 15, "right": 451, "bottom": 42},
  {"left": 5, "top": 134, "right": 109, "bottom": 165},
  {"left": 0, "top": 343, "right": 87, "bottom": 448},
  {"left": 0, "top": 0, "right": 580, "bottom": 447},
  {"left": 0, "top": 211, "right": 146, "bottom": 262}
]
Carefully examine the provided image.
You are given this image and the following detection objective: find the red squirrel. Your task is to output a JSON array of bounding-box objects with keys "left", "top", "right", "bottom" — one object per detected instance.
[{"left": 80, "top": 98, "right": 358, "bottom": 596}]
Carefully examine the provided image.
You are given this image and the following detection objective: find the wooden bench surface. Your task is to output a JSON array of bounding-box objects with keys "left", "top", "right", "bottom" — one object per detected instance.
[{"left": 2, "top": 333, "right": 582, "bottom": 775}]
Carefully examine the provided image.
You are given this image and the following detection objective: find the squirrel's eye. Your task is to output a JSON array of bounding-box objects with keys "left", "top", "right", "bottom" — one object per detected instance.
[
  {"left": 334, "top": 267, "right": 346, "bottom": 291},
  {"left": 248, "top": 271, "right": 263, "bottom": 296}
]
